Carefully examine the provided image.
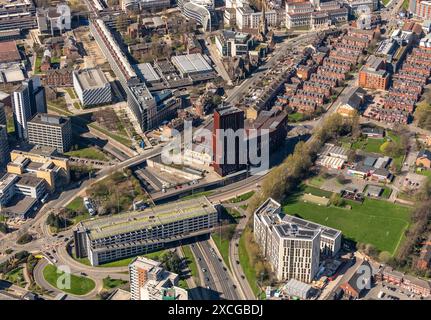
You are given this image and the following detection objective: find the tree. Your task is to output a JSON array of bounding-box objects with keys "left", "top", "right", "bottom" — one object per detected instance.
[{"left": 17, "top": 233, "right": 33, "bottom": 245}]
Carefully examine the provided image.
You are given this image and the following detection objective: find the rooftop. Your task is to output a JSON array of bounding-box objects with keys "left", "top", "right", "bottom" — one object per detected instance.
[
  {"left": 73, "top": 68, "right": 109, "bottom": 90},
  {"left": 29, "top": 113, "right": 70, "bottom": 127},
  {"left": 79, "top": 196, "right": 217, "bottom": 240}
]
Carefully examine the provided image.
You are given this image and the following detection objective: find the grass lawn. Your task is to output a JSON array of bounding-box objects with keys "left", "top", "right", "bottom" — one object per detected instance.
[
  {"left": 67, "top": 197, "right": 85, "bottom": 212},
  {"left": 103, "top": 277, "right": 128, "bottom": 290},
  {"left": 303, "top": 185, "right": 333, "bottom": 198},
  {"left": 402, "top": 0, "right": 409, "bottom": 9},
  {"left": 283, "top": 190, "right": 412, "bottom": 255},
  {"left": 182, "top": 245, "right": 200, "bottom": 286},
  {"left": 65, "top": 146, "right": 108, "bottom": 161},
  {"left": 34, "top": 56, "right": 42, "bottom": 74},
  {"left": 43, "top": 264, "right": 95, "bottom": 295},
  {"left": 228, "top": 191, "right": 255, "bottom": 203},
  {"left": 73, "top": 256, "right": 91, "bottom": 266},
  {"left": 211, "top": 224, "right": 236, "bottom": 270},
  {"left": 66, "top": 197, "right": 90, "bottom": 225},
  {"left": 238, "top": 227, "right": 260, "bottom": 297},
  {"left": 308, "top": 176, "right": 326, "bottom": 188},
  {"left": 6, "top": 116, "right": 15, "bottom": 134}
]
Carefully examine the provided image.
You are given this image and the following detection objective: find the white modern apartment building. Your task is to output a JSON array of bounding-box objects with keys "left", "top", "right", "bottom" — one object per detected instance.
[
  {"left": 236, "top": 4, "right": 277, "bottom": 30},
  {"left": 129, "top": 257, "right": 188, "bottom": 300},
  {"left": 254, "top": 198, "right": 342, "bottom": 282},
  {"left": 73, "top": 68, "right": 112, "bottom": 107},
  {"left": 74, "top": 196, "right": 218, "bottom": 266}
]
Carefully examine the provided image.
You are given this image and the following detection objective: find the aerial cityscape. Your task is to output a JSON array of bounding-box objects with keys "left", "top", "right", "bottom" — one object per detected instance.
[{"left": 0, "top": 0, "right": 431, "bottom": 305}]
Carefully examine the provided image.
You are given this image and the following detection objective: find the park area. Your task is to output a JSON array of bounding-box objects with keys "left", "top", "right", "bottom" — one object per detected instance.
[{"left": 282, "top": 186, "right": 412, "bottom": 256}]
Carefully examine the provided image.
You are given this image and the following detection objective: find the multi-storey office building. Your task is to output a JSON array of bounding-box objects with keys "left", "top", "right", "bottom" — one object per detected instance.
[
  {"left": 178, "top": 0, "right": 213, "bottom": 31},
  {"left": 254, "top": 198, "right": 342, "bottom": 282},
  {"left": 74, "top": 196, "right": 219, "bottom": 266},
  {"left": 90, "top": 19, "right": 180, "bottom": 132},
  {"left": 36, "top": 3, "right": 71, "bottom": 36},
  {"left": 27, "top": 113, "right": 72, "bottom": 153},
  {"left": 73, "top": 68, "right": 112, "bottom": 107}
]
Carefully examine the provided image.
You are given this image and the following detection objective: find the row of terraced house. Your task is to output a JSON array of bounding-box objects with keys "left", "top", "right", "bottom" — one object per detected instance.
[{"left": 274, "top": 28, "right": 373, "bottom": 115}]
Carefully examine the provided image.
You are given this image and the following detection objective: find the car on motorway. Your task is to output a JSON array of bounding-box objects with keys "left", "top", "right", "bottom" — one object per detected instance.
[
  {"left": 202, "top": 268, "right": 207, "bottom": 272},
  {"left": 241, "top": 275, "right": 245, "bottom": 280},
  {"left": 205, "top": 277, "right": 210, "bottom": 282},
  {"left": 236, "top": 260, "right": 240, "bottom": 265}
]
